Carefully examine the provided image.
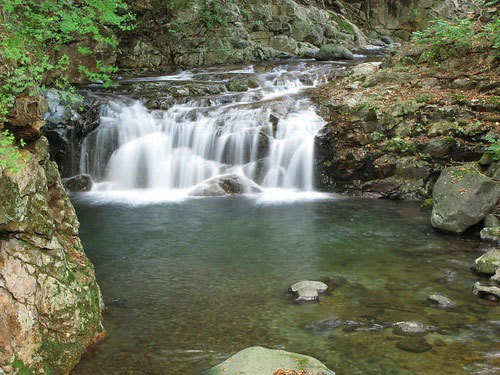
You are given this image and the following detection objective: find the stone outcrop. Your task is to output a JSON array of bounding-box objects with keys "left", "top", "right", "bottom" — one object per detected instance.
[
  {"left": 431, "top": 164, "right": 500, "bottom": 234},
  {"left": 1, "top": 98, "right": 104, "bottom": 374},
  {"left": 207, "top": 346, "right": 336, "bottom": 375}
]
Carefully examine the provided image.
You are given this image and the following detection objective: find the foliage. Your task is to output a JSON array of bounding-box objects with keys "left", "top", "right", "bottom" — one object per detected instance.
[
  {"left": 0, "top": 130, "right": 27, "bottom": 173},
  {"left": 485, "top": 135, "right": 500, "bottom": 161},
  {"left": 198, "top": 0, "right": 229, "bottom": 29},
  {"left": 411, "top": 2, "right": 499, "bottom": 61},
  {"left": 384, "top": 137, "right": 416, "bottom": 154},
  {"left": 0, "top": 0, "right": 134, "bottom": 120}
]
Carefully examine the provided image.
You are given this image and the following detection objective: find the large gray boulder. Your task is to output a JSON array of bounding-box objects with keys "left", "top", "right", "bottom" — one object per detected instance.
[
  {"left": 431, "top": 164, "right": 500, "bottom": 233},
  {"left": 62, "top": 173, "right": 93, "bottom": 192},
  {"left": 189, "top": 173, "right": 262, "bottom": 196},
  {"left": 315, "top": 43, "right": 354, "bottom": 61},
  {"left": 207, "top": 346, "right": 335, "bottom": 375}
]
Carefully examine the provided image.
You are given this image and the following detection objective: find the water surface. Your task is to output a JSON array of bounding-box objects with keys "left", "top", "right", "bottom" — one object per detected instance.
[{"left": 72, "top": 196, "right": 499, "bottom": 375}]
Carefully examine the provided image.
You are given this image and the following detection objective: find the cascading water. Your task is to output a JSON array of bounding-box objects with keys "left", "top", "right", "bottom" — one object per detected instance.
[{"left": 79, "top": 61, "right": 338, "bottom": 197}]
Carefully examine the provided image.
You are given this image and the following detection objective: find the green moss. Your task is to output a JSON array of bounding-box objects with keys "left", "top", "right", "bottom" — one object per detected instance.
[
  {"left": 12, "top": 358, "right": 34, "bottom": 375},
  {"left": 421, "top": 198, "right": 433, "bottom": 211},
  {"left": 329, "top": 13, "right": 355, "bottom": 35}
]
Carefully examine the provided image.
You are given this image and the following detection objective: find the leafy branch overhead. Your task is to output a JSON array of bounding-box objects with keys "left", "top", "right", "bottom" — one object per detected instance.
[{"left": 0, "top": 0, "right": 135, "bottom": 120}]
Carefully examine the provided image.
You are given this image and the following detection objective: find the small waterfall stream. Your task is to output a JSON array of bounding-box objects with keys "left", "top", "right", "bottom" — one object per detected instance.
[{"left": 79, "top": 61, "right": 340, "bottom": 198}]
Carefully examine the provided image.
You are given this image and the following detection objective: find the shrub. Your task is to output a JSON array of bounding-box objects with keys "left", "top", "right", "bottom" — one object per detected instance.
[
  {"left": 0, "top": 130, "right": 27, "bottom": 173},
  {"left": 485, "top": 135, "right": 500, "bottom": 161},
  {"left": 384, "top": 137, "right": 417, "bottom": 154},
  {"left": 0, "top": 0, "right": 134, "bottom": 120}
]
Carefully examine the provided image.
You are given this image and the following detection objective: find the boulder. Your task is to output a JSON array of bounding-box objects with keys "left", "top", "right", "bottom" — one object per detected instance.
[
  {"left": 63, "top": 174, "right": 93, "bottom": 192},
  {"left": 289, "top": 280, "right": 328, "bottom": 302},
  {"left": 491, "top": 268, "right": 500, "bottom": 283},
  {"left": 189, "top": 174, "right": 262, "bottom": 197},
  {"left": 472, "top": 282, "right": 500, "bottom": 301},
  {"left": 427, "top": 294, "right": 455, "bottom": 308},
  {"left": 473, "top": 249, "right": 500, "bottom": 275},
  {"left": 480, "top": 227, "right": 500, "bottom": 245},
  {"left": 315, "top": 43, "right": 354, "bottom": 61},
  {"left": 207, "top": 346, "right": 335, "bottom": 375},
  {"left": 349, "top": 62, "right": 382, "bottom": 82},
  {"left": 393, "top": 321, "right": 433, "bottom": 336},
  {"left": 431, "top": 164, "right": 500, "bottom": 233}
]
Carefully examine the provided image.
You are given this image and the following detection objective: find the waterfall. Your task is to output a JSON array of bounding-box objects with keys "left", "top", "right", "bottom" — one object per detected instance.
[{"left": 80, "top": 62, "right": 334, "bottom": 196}]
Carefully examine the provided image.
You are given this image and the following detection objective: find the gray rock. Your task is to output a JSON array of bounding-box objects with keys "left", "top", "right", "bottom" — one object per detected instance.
[
  {"left": 428, "top": 294, "right": 455, "bottom": 308},
  {"left": 472, "top": 282, "right": 500, "bottom": 300},
  {"left": 393, "top": 321, "right": 433, "bottom": 336},
  {"left": 349, "top": 62, "right": 382, "bottom": 82},
  {"left": 431, "top": 164, "right": 500, "bottom": 233},
  {"left": 207, "top": 346, "right": 335, "bottom": 375},
  {"left": 490, "top": 267, "right": 500, "bottom": 283},
  {"left": 487, "top": 162, "right": 500, "bottom": 180},
  {"left": 480, "top": 227, "right": 500, "bottom": 245},
  {"left": 396, "top": 337, "right": 432, "bottom": 353},
  {"left": 484, "top": 214, "right": 500, "bottom": 228},
  {"left": 473, "top": 249, "right": 500, "bottom": 275},
  {"left": 381, "top": 36, "right": 394, "bottom": 45},
  {"left": 63, "top": 174, "right": 93, "bottom": 192},
  {"left": 189, "top": 174, "right": 262, "bottom": 197},
  {"left": 315, "top": 43, "right": 354, "bottom": 61},
  {"left": 289, "top": 280, "right": 328, "bottom": 302},
  {"left": 226, "top": 78, "right": 249, "bottom": 92}
]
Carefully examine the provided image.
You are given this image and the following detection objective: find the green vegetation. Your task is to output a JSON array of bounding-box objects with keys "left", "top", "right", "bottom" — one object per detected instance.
[
  {"left": 485, "top": 135, "right": 500, "bottom": 161},
  {"left": 0, "top": 0, "right": 134, "bottom": 120},
  {"left": 412, "top": 1, "right": 499, "bottom": 61},
  {"left": 0, "top": 129, "right": 27, "bottom": 173},
  {"left": 384, "top": 137, "right": 416, "bottom": 154}
]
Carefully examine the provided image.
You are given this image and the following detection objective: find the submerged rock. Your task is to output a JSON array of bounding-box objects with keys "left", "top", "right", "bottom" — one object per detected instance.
[
  {"left": 207, "top": 346, "right": 335, "bottom": 375},
  {"left": 473, "top": 249, "right": 500, "bottom": 275},
  {"left": 188, "top": 174, "right": 262, "bottom": 196},
  {"left": 396, "top": 337, "right": 432, "bottom": 353},
  {"left": 289, "top": 280, "right": 328, "bottom": 302},
  {"left": 63, "top": 173, "right": 93, "bottom": 192},
  {"left": 431, "top": 164, "right": 500, "bottom": 234},
  {"left": 393, "top": 321, "right": 434, "bottom": 336},
  {"left": 428, "top": 294, "right": 455, "bottom": 308}
]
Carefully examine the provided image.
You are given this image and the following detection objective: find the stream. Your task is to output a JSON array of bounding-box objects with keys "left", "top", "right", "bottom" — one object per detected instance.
[{"left": 69, "top": 59, "right": 499, "bottom": 374}]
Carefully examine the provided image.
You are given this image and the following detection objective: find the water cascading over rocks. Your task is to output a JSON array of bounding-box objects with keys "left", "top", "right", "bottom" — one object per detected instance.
[{"left": 79, "top": 62, "right": 335, "bottom": 196}]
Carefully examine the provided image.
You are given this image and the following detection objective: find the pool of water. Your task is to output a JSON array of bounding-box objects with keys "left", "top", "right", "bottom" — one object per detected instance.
[{"left": 71, "top": 195, "right": 499, "bottom": 375}]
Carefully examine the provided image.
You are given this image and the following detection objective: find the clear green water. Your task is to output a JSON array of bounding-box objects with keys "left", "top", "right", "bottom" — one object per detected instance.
[{"left": 71, "top": 196, "right": 499, "bottom": 375}]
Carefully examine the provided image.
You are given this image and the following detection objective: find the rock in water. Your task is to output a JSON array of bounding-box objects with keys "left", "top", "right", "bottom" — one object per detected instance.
[
  {"left": 428, "top": 294, "right": 455, "bottom": 308},
  {"left": 289, "top": 280, "right": 328, "bottom": 302},
  {"left": 480, "top": 227, "right": 500, "bottom": 245},
  {"left": 0, "top": 137, "right": 104, "bottom": 374},
  {"left": 315, "top": 43, "right": 354, "bottom": 61},
  {"left": 63, "top": 173, "right": 93, "bottom": 192},
  {"left": 473, "top": 249, "right": 500, "bottom": 275},
  {"left": 393, "top": 321, "right": 433, "bottom": 336},
  {"left": 189, "top": 173, "right": 262, "bottom": 196},
  {"left": 396, "top": 337, "right": 432, "bottom": 353},
  {"left": 207, "top": 346, "right": 336, "bottom": 375},
  {"left": 431, "top": 164, "right": 500, "bottom": 233},
  {"left": 472, "top": 282, "right": 500, "bottom": 301}
]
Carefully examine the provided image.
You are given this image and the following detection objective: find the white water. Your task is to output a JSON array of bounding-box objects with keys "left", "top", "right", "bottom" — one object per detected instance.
[{"left": 80, "top": 61, "right": 336, "bottom": 200}]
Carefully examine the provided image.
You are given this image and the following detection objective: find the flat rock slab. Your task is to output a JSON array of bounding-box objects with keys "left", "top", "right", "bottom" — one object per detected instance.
[
  {"left": 290, "top": 281, "right": 328, "bottom": 302},
  {"left": 472, "top": 282, "right": 500, "bottom": 300},
  {"left": 396, "top": 337, "right": 432, "bottom": 353},
  {"left": 207, "top": 346, "right": 336, "bottom": 375}
]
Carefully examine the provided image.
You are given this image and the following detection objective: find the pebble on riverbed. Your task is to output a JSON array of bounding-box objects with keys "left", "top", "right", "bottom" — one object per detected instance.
[{"left": 288, "top": 281, "right": 328, "bottom": 302}]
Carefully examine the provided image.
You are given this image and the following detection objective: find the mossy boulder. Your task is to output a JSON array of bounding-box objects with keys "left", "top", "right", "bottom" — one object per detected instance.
[
  {"left": 315, "top": 43, "right": 354, "bottom": 61},
  {"left": 473, "top": 249, "right": 500, "bottom": 275},
  {"left": 431, "top": 164, "right": 500, "bottom": 233},
  {"left": 207, "top": 346, "right": 336, "bottom": 375}
]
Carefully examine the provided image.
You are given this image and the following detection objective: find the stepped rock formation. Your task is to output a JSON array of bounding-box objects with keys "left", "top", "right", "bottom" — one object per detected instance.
[{"left": 0, "top": 97, "right": 104, "bottom": 375}]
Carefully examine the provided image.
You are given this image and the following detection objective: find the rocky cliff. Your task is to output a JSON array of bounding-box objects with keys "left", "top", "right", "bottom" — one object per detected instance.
[
  {"left": 114, "top": 0, "right": 465, "bottom": 70},
  {"left": 0, "top": 97, "right": 104, "bottom": 375}
]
